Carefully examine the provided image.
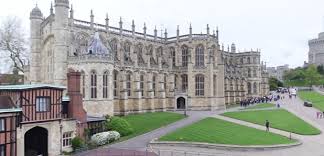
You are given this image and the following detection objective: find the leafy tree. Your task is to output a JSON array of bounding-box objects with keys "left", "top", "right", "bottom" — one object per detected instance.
[
  {"left": 317, "top": 65, "right": 324, "bottom": 75},
  {"left": 0, "top": 16, "right": 28, "bottom": 73},
  {"left": 305, "top": 64, "right": 322, "bottom": 87},
  {"left": 269, "top": 77, "right": 283, "bottom": 91}
]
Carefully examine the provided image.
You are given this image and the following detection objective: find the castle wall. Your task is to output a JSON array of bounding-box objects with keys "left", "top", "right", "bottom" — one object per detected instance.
[{"left": 28, "top": 1, "right": 269, "bottom": 116}]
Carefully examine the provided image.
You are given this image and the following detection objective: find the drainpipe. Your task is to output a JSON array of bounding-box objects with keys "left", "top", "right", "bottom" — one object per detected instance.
[{"left": 60, "top": 123, "right": 63, "bottom": 154}]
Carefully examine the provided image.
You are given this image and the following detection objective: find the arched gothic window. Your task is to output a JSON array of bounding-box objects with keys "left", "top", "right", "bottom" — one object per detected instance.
[
  {"left": 195, "top": 75, "right": 204, "bottom": 96},
  {"left": 157, "top": 46, "right": 163, "bottom": 56},
  {"left": 164, "top": 74, "right": 167, "bottom": 91},
  {"left": 253, "top": 69, "right": 257, "bottom": 77},
  {"left": 240, "top": 58, "right": 243, "bottom": 64},
  {"left": 247, "top": 57, "right": 251, "bottom": 64},
  {"left": 195, "top": 45, "right": 204, "bottom": 66},
  {"left": 181, "top": 45, "right": 189, "bottom": 67},
  {"left": 75, "top": 33, "right": 90, "bottom": 55},
  {"left": 111, "top": 39, "right": 118, "bottom": 58},
  {"left": 136, "top": 43, "right": 144, "bottom": 64},
  {"left": 181, "top": 74, "right": 188, "bottom": 91},
  {"left": 113, "top": 71, "right": 118, "bottom": 97},
  {"left": 124, "top": 41, "right": 131, "bottom": 62},
  {"left": 213, "top": 75, "right": 217, "bottom": 96},
  {"left": 253, "top": 82, "right": 257, "bottom": 94},
  {"left": 140, "top": 74, "right": 144, "bottom": 97},
  {"left": 152, "top": 75, "right": 156, "bottom": 97},
  {"left": 103, "top": 71, "right": 109, "bottom": 98},
  {"left": 170, "top": 47, "right": 176, "bottom": 66},
  {"left": 230, "top": 80, "right": 234, "bottom": 91},
  {"left": 240, "top": 80, "right": 244, "bottom": 91},
  {"left": 248, "top": 68, "right": 251, "bottom": 77},
  {"left": 90, "top": 70, "right": 97, "bottom": 98},
  {"left": 81, "top": 71, "right": 85, "bottom": 98},
  {"left": 174, "top": 75, "right": 178, "bottom": 88},
  {"left": 247, "top": 82, "right": 252, "bottom": 94},
  {"left": 126, "top": 72, "right": 131, "bottom": 96},
  {"left": 253, "top": 57, "right": 256, "bottom": 64}
]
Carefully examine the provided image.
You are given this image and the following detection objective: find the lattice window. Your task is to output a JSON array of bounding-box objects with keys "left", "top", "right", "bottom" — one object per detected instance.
[
  {"left": 140, "top": 75, "right": 144, "bottom": 97},
  {"left": 126, "top": 73, "right": 131, "bottom": 96},
  {"left": 103, "top": 71, "right": 109, "bottom": 98},
  {"left": 113, "top": 71, "right": 118, "bottom": 97},
  {"left": 91, "top": 70, "right": 97, "bottom": 98},
  {"left": 195, "top": 45, "right": 204, "bottom": 67},
  {"left": 62, "top": 131, "right": 73, "bottom": 147},
  {"left": 182, "top": 45, "right": 188, "bottom": 67},
  {"left": 195, "top": 75, "right": 204, "bottom": 96}
]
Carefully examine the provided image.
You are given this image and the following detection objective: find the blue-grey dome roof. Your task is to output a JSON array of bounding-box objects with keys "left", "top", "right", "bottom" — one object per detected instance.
[
  {"left": 87, "top": 32, "right": 110, "bottom": 55},
  {"left": 30, "top": 5, "right": 43, "bottom": 18}
]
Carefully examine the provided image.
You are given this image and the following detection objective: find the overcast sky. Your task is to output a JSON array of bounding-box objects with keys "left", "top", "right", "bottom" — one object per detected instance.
[{"left": 1, "top": 0, "right": 324, "bottom": 73}]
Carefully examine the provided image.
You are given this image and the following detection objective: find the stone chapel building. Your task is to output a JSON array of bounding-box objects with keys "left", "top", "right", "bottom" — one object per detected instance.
[{"left": 25, "top": 0, "right": 269, "bottom": 117}]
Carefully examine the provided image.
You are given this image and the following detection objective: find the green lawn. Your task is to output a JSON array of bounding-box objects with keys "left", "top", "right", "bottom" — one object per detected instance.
[
  {"left": 245, "top": 103, "right": 275, "bottom": 110},
  {"left": 159, "top": 118, "right": 296, "bottom": 145},
  {"left": 298, "top": 91, "right": 324, "bottom": 111},
  {"left": 222, "top": 109, "right": 320, "bottom": 135},
  {"left": 119, "top": 112, "right": 185, "bottom": 141}
]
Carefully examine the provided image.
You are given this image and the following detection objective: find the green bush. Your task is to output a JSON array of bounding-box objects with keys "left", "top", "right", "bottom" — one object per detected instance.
[
  {"left": 106, "top": 117, "right": 133, "bottom": 136},
  {"left": 71, "top": 136, "right": 84, "bottom": 151}
]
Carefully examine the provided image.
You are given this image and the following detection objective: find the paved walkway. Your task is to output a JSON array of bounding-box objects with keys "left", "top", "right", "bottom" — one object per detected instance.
[
  {"left": 74, "top": 111, "right": 218, "bottom": 155},
  {"left": 76, "top": 93, "right": 324, "bottom": 156},
  {"left": 152, "top": 94, "right": 324, "bottom": 156}
]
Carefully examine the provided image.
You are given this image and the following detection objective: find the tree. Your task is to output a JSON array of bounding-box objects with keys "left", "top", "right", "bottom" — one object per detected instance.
[
  {"left": 317, "top": 65, "right": 324, "bottom": 75},
  {"left": 269, "top": 77, "right": 283, "bottom": 91},
  {"left": 305, "top": 64, "right": 322, "bottom": 87},
  {"left": 0, "top": 16, "right": 28, "bottom": 73}
]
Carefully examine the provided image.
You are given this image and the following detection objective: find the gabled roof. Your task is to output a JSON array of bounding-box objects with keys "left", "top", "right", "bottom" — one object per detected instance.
[{"left": 0, "top": 84, "right": 66, "bottom": 90}]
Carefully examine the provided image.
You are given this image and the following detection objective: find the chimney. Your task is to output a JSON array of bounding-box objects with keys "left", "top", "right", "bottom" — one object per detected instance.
[{"left": 67, "top": 69, "right": 87, "bottom": 123}]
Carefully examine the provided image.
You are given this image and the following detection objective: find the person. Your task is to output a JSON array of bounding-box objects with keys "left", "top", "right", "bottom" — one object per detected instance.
[
  {"left": 265, "top": 120, "right": 270, "bottom": 132},
  {"left": 277, "top": 102, "right": 280, "bottom": 108}
]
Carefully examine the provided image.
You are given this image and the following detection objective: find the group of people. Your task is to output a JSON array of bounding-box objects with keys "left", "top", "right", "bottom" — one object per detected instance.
[{"left": 240, "top": 96, "right": 274, "bottom": 107}]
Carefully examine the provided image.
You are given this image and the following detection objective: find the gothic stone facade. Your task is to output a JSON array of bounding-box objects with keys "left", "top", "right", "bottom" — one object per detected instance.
[
  {"left": 25, "top": 0, "right": 269, "bottom": 116},
  {"left": 309, "top": 32, "right": 324, "bottom": 66}
]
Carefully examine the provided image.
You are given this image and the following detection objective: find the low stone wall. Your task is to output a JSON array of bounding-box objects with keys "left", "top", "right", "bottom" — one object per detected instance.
[{"left": 149, "top": 140, "right": 302, "bottom": 151}]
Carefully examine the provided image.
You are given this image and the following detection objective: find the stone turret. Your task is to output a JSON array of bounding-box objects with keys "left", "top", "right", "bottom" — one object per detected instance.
[
  {"left": 53, "top": 0, "right": 69, "bottom": 85},
  {"left": 29, "top": 4, "right": 43, "bottom": 83},
  {"left": 231, "top": 43, "right": 236, "bottom": 53}
]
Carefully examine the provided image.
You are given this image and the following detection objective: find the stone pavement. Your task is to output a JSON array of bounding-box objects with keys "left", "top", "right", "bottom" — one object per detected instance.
[
  {"left": 152, "top": 94, "right": 324, "bottom": 156},
  {"left": 74, "top": 111, "right": 217, "bottom": 156},
  {"left": 76, "top": 94, "right": 324, "bottom": 156}
]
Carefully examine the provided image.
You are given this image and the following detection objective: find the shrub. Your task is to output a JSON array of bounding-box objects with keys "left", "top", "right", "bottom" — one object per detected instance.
[
  {"left": 71, "top": 136, "right": 84, "bottom": 151},
  {"left": 106, "top": 117, "right": 133, "bottom": 136},
  {"left": 90, "top": 131, "right": 121, "bottom": 146}
]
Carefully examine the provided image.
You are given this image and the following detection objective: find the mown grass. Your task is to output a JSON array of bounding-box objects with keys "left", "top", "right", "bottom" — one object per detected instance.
[
  {"left": 118, "top": 112, "right": 186, "bottom": 142},
  {"left": 222, "top": 109, "right": 320, "bottom": 135},
  {"left": 245, "top": 103, "right": 275, "bottom": 110},
  {"left": 298, "top": 91, "right": 324, "bottom": 111},
  {"left": 159, "top": 117, "right": 296, "bottom": 145}
]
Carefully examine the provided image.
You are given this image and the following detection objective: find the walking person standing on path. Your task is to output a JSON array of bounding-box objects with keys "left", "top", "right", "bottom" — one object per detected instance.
[{"left": 265, "top": 120, "right": 270, "bottom": 132}]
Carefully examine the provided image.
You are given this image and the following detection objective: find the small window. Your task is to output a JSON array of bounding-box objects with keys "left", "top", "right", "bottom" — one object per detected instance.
[
  {"left": 62, "top": 131, "right": 73, "bottom": 147},
  {"left": 0, "top": 144, "right": 5, "bottom": 156},
  {"left": 0, "top": 119, "right": 4, "bottom": 132},
  {"left": 36, "top": 97, "right": 50, "bottom": 112}
]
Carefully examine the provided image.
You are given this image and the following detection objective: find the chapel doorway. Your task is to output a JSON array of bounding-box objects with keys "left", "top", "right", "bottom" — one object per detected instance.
[
  {"left": 176, "top": 97, "right": 186, "bottom": 109},
  {"left": 25, "top": 126, "right": 48, "bottom": 156}
]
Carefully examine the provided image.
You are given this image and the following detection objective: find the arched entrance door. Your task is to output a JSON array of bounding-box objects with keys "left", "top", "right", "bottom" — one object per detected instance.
[
  {"left": 25, "top": 127, "right": 48, "bottom": 156},
  {"left": 177, "top": 97, "right": 186, "bottom": 109}
]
